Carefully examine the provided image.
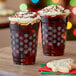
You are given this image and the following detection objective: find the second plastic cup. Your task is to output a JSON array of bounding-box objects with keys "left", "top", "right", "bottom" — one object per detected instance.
[{"left": 41, "top": 16, "right": 68, "bottom": 56}]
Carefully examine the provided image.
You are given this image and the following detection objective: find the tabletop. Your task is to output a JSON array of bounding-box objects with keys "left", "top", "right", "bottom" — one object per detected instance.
[{"left": 0, "top": 41, "right": 76, "bottom": 76}]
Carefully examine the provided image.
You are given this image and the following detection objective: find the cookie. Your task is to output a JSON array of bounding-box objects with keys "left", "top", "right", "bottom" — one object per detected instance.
[{"left": 47, "top": 58, "right": 74, "bottom": 73}]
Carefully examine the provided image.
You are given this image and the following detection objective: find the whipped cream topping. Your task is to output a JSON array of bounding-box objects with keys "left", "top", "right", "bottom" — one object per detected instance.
[
  {"left": 9, "top": 10, "right": 41, "bottom": 25},
  {"left": 38, "top": 5, "right": 71, "bottom": 17}
]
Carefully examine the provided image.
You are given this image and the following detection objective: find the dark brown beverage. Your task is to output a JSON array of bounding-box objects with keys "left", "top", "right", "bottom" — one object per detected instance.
[
  {"left": 9, "top": 10, "right": 41, "bottom": 64},
  {"left": 38, "top": 5, "right": 70, "bottom": 56}
]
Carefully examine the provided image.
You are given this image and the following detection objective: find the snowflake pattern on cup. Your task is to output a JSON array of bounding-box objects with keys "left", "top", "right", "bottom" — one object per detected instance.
[
  {"left": 42, "top": 22, "right": 66, "bottom": 56},
  {"left": 11, "top": 30, "right": 38, "bottom": 65}
]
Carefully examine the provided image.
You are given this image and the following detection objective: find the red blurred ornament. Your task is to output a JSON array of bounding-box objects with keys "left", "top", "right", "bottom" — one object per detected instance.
[{"left": 73, "top": 29, "right": 76, "bottom": 36}]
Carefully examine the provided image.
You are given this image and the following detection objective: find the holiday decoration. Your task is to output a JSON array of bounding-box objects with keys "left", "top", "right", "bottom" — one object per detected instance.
[
  {"left": 52, "top": 0, "right": 60, "bottom": 3},
  {"left": 67, "top": 21, "right": 72, "bottom": 30},
  {"left": 70, "top": 0, "right": 76, "bottom": 6},
  {"left": 19, "top": 3, "right": 27, "bottom": 11},
  {"left": 67, "top": 0, "right": 76, "bottom": 40},
  {"left": 31, "top": 0, "right": 39, "bottom": 4},
  {"left": 73, "top": 29, "right": 76, "bottom": 36},
  {"left": 47, "top": 0, "right": 58, "bottom": 6},
  {"left": 67, "top": 26, "right": 76, "bottom": 40},
  {"left": 72, "top": 7, "right": 76, "bottom": 15},
  {"left": 27, "top": 0, "right": 46, "bottom": 12}
]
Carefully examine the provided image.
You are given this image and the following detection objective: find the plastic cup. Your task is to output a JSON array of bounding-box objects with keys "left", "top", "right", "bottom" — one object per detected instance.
[
  {"left": 41, "top": 15, "right": 68, "bottom": 56},
  {"left": 10, "top": 23, "right": 39, "bottom": 65}
]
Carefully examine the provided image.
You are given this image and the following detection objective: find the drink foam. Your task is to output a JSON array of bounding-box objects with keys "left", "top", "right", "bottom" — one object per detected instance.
[
  {"left": 38, "top": 5, "right": 70, "bottom": 17},
  {"left": 9, "top": 10, "right": 41, "bottom": 25}
]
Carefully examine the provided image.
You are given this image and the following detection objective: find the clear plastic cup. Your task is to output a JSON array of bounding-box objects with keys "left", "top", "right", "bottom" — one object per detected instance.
[
  {"left": 41, "top": 15, "right": 68, "bottom": 56},
  {"left": 10, "top": 22, "right": 39, "bottom": 65}
]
